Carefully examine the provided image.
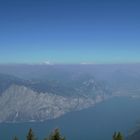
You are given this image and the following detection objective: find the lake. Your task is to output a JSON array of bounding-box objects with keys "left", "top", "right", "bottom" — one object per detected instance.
[{"left": 0, "top": 97, "right": 140, "bottom": 140}]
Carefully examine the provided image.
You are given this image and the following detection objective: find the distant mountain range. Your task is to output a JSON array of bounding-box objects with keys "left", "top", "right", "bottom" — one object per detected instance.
[
  {"left": 0, "top": 64, "right": 140, "bottom": 123},
  {"left": 0, "top": 85, "right": 100, "bottom": 122},
  {"left": 0, "top": 72, "right": 109, "bottom": 122}
]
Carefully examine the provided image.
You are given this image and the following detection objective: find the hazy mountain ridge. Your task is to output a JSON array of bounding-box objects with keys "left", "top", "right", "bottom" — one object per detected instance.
[
  {"left": 0, "top": 73, "right": 27, "bottom": 94},
  {"left": 0, "top": 72, "right": 110, "bottom": 98},
  {"left": 1, "top": 64, "right": 140, "bottom": 123},
  {"left": 1, "top": 64, "right": 140, "bottom": 94}
]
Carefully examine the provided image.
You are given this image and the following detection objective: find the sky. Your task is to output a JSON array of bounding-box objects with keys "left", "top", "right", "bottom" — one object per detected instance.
[{"left": 0, "top": 0, "right": 140, "bottom": 64}]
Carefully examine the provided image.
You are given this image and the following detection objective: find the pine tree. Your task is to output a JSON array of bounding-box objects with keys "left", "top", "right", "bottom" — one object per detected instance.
[
  {"left": 117, "top": 132, "right": 123, "bottom": 140},
  {"left": 13, "top": 136, "right": 19, "bottom": 140},
  {"left": 26, "top": 128, "right": 36, "bottom": 140},
  {"left": 113, "top": 132, "right": 123, "bottom": 140},
  {"left": 113, "top": 132, "right": 117, "bottom": 140},
  {"left": 44, "top": 129, "right": 65, "bottom": 140}
]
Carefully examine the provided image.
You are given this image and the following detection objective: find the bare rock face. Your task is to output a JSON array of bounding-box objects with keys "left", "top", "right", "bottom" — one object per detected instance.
[{"left": 0, "top": 85, "right": 104, "bottom": 123}]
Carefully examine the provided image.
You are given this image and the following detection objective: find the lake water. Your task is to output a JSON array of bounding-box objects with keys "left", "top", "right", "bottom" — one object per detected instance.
[{"left": 0, "top": 97, "right": 140, "bottom": 140}]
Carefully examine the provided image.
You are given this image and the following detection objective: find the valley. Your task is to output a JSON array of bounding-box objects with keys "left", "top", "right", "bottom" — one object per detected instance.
[{"left": 0, "top": 64, "right": 140, "bottom": 140}]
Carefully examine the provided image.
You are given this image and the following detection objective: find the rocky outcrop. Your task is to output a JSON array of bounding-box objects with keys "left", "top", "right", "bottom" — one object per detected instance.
[{"left": 0, "top": 85, "right": 105, "bottom": 123}]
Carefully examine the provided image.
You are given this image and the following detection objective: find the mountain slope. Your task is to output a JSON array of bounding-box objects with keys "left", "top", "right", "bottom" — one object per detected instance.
[
  {"left": 0, "top": 85, "right": 105, "bottom": 122},
  {"left": 0, "top": 73, "right": 27, "bottom": 94},
  {"left": 0, "top": 73, "right": 110, "bottom": 98}
]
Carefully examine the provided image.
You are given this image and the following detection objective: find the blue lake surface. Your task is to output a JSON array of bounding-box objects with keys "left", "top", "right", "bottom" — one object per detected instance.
[{"left": 0, "top": 97, "right": 140, "bottom": 140}]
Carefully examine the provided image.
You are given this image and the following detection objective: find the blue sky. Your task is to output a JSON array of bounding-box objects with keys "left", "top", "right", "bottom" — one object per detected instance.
[{"left": 0, "top": 0, "right": 140, "bottom": 64}]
